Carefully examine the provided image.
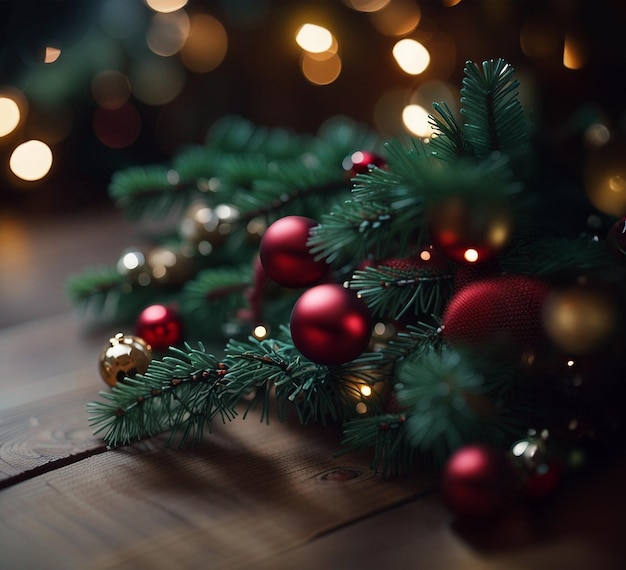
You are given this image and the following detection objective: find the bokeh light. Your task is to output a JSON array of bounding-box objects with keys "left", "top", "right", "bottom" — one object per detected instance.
[
  {"left": 92, "top": 70, "right": 131, "bottom": 109},
  {"left": 180, "top": 14, "right": 228, "bottom": 73},
  {"left": 402, "top": 104, "right": 433, "bottom": 137},
  {"left": 147, "top": 10, "right": 190, "bottom": 57},
  {"left": 563, "top": 33, "right": 586, "bottom": 70},
  {"left": 344, "top": 0, "right": 391, "bottom": 12},
  {"left": 44, "top": 47, "right": 62, "bottom": 63},
  {"left": 300, "top": 52, "right": 342, "bottom": 85},
  {"left": 392, "top": 39, "right": 430, "bottom": 75},
  {"left": 369, "top": 0, "right": 421, "bottom": 36},
  {"left": 295, "top": 24, "right": 334, "bottom": 53},
  {"left": 93, "top": 102, "right": 142, "bottom": 148},
  {"left": 0, "top": 96, "right": 21, "bottom": 137},
  {"left": 145, "top": 0, "right": 188, "bottom": 13},
  {"left": 9, "top": 140, "right": 53, "bottom": 181}
]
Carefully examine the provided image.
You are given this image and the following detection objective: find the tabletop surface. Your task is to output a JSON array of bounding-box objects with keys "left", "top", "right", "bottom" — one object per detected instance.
[{"left": 0, "top": 207, "right": 624, "bottom": 570}]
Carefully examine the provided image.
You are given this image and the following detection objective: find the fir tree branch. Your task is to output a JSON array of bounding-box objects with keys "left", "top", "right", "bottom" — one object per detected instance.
[
  {"left": 428, "top": 101, "right": 474, "bottom": 161},
  {"left": 88, "top": 343, "right": 234, "bottom": 448}
]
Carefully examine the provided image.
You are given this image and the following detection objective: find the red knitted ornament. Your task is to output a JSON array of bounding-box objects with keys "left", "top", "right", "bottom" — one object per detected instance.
[
  {"left": 442, "top": 274, "right": 550, "bottom": 349},
  {"left": 376, "top": 249, "right": 450, "bottom": 275}
]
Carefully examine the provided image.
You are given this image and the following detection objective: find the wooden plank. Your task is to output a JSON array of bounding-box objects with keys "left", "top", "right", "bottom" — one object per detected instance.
[{"left": 0, "top": 410, "right": 433, "bottom": 569}]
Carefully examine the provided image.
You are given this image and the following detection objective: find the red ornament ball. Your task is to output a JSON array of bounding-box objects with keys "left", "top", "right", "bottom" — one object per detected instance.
[
  {"left": 442, "top": 443, "right": 517, "bottom": 518},
  {"left": 290, "top": 283, "right": 372, "bottom": 365},
  {"left": 259, "top": 216, "right": 328, "bottom": 288},
  {"left": 442, "top": 274, "right": 549, "bottom": 349},
  {"left": 342, "top": 150, "right": 386, "bottom": 180},
  {"left": 135, "top": 304, "right": 184, "bottom": 351}
]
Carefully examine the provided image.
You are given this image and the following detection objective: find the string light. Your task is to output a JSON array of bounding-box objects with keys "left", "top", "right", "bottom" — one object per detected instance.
[
  {"left": 9, "top": 140, "right": 53, "bottom": 181},
  {"left": 145, "top": 0, "right": 188, "bottom": 14},
  {"left": 0, "top": 96, "right": 21, "bottom": 137},
  {"left": 295, "top": 24, "right": 334, "bottom": 53},
  {"left": 44, "top": 47, "right": 61, "bottom": 63},
  {"left": 180, "top": 14, "right": 227, "bottom": 73},
  {"left": 392, "top": 38, "right": 430, "bottom": 75}
]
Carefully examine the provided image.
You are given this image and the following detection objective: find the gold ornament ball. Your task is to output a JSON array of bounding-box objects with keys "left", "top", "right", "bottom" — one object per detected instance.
[
  {"left": 99, "top": 332, "right": 153, "bottom": 387},
  {"left": 147, "top": 245, "right": 195, "bottom": 287},
  {"left": 542, "top": 287, "right": 618, "bottom": 355},
  {"left": 180, "top": 201, "right": 239, "bottom": 247}
]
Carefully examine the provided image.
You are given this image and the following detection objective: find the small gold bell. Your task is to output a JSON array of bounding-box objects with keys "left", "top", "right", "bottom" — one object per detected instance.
[{"left": 99, "top": 332, "right": 152, "bottom": 387}]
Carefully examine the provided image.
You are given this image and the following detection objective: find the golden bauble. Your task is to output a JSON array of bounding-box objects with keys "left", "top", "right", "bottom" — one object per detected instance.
[
  {"left": 180, "top": 201, "right": 239, "bottom": 247},
  {"left": 99, "top": 332, "right": 152, "bottom": 387},
  {"left": 147, "top": 245, "right": 195, "bottom": 287},
  {"left": 542, "top": 287, "right": 618, "bottom": 355}
]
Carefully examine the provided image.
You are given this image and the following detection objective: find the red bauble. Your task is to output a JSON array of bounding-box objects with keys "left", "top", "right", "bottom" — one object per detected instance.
[
  {"left": 442, "top": 443, "right": 517, "bottom": 518},
  {"left": 135, "top": 304, "right": 184, "bottom": 351},
  {"left": 342, "top": 150, "right": 386, "bottom": 180},
  {"left": 259, "top": 216, "right": 328, "bottom": 288},
  {"left": 442, "top": 274, "right": 549, "bottom": 349},
  {"left": 290, "top": 283, "right": 372, "bottom": 365}
]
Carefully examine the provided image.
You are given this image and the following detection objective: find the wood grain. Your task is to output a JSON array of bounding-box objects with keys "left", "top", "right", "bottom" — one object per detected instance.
[{"left": 0, "top": 410, "right": 433, "bottom": 569}]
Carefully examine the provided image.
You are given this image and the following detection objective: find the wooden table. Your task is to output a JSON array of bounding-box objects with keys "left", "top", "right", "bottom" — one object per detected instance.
[{"left": 1, "top": 208, "right": 624, "bottom": 569}]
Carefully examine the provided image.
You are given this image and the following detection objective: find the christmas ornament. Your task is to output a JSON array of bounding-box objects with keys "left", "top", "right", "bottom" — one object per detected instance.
[
  {"left": 342, "top": 150, "right": 386, "bottom": 181},
  {"left": 116, "top": 247, "right": 149, "bottom": 283},
  {"left": 259, "top": 216, "right": 328, "bottom": 288},
  {"left": 99, "top": 332, "right": 152, "bottom": 387},
  {"left": 290, "top": 283, "right": 372, "bottom": 365},
  {"left": 441, "top": 443, "right": 517, "bottom": 518},
  {"left": 428, "top": 197, "right": 513, "bottom": 264},
  {"left": 585, "top": 140, "right": 626, "bottom": 217},
  {"left": 135, "top": 304, "right": 183, "bottom": 351},
  {"left": 180, "top": 202, "right": 239, "bottom": 247},
  {"left": 607, "top": 216, "right": 626, "bottom": 259},
  {"left": 510, "top": 429, "right": 563, "bottom": 499},
  {"left": 542, "top": 285, "right": 618, "bottom": 355},
  {"left": 442, "top": 274, "right": 550, "bottom": 349},
  {"left": 147, "top": 245, "right": 195, "bottom": 287}
]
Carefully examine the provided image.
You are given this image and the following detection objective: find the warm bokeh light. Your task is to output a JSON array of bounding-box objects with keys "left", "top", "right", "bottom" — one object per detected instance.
[
  {"left": 93, "top": 103, "right": 142, "bottom": 148},
  {"left": 402, "top": 104, "right": 433, "bottom": 137},
  {"left": 0, "top": 97, "right": 21, "bottom": 137},
  {"left": 300, "top": 52, "right": 342, "bottom": 85},
  {"left": 563, "top": 33, "right": 586, "bottom": 70},
  {"left": 419, "top": 249, "right": 431, "bottom": 261},
  {"left": 147, "top": 10, "right": 190, "bottom": 56},
  {"left": 131, "top": 57, "right": 186, "bottom": 105},
  {"left": 180, "top": 14, "right": 228, "bottom": 73},
  {"left": 9, "top": 140, "right": 53, "bottom": 181},
  {"left": 295, "top": 23, "right": 334, "bottom": 53},
  {"left": 145, "top": 0, "right": 188, "bottom": 13},
  {"left": 442, "top": 0, "right": 463, "bottom": 6},
  {"left": 44, "top": 47, "right": 61, "bottom": 63},
  {"left": 393, "top": 39, "right": 430, "bottom": 75},
  {"left": 369, "top": 0, "right": 421, "bottom": 36},
  {"left": 344, "top": 0, "right": 391, "bottom": 12},
  {"left": 253, "top": 325, "right": 268, "bottom": 340},
  {"left": 463, "top": 248, "right": 479, "bottom": 263},
  {"left": 92, "top": 70, "right": 131, "bottom": 109}
]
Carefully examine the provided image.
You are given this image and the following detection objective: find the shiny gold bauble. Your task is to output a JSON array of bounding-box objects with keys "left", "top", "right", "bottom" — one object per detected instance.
[
  {"left": 585, "top": 141, "right": 626, "bottom": 217},
  {"left": 542, "top": 286, "right": 618, "bottom": 355},
  {"left": 99, "top": 332, "right": 152, "bottom": 387},
  {"left": 180, "top": 202, "right": 239, "bottom": 246},
  {"left": 147, "top": 245, "right": 195, "bottom": 287}
]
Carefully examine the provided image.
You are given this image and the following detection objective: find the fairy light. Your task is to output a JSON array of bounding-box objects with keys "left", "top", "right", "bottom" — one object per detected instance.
[
  {"left": 392, "top": 39, "right": 430, "bottom": 75},
  {"left": 180, "top": 14, "right": 227, "bottom": 73},
  {"left": 9, "top": 140, "right": 53, "bottom": 181},
  {"left": 402, "top": 104, "right": 433, "bottom": 137},
  {"left": 147, "top": 10, "right": 190, "bottom": 57},
  {"left": 563, "top": 33, "right": 586, "bottom": 70},
  {"left": 0, "top": 97, "right": 21, "bottom": 137},
  {"left": 145, "top": 0, "right": 188, "bottom": 13},
  {"left": 300, "top": 52, "right": 342, "bottom": 85},
  {"left": 295, "top": 24, "right": 334, "bottom": 53},
  {"left": 419, "top": 250, "right": 431, "bottom": 261},
  {"left": 369, "top": 0, "right": 421, "bottom": 36},
  {"left": 44, "top": 47, "right": 61, "bottom": 63},
  {"left": 463, "top": 248, "right": 479, "bottom": 263},
  {"left": 360, "top": 385, "right": 373, "bottom": 397},
  {"left": 253, "top": 325, "right": 268, "bottom": 340}
]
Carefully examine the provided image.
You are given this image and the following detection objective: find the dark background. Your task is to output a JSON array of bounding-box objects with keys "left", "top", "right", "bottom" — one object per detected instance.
[{"left": 1, "top": 0, "right": 625, "bottom": 214}]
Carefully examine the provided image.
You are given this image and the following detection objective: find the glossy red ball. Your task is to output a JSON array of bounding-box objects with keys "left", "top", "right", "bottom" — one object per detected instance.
[
  {"left": 342, "top": 150, "right": 386, "bottom": 180},
  {"left": 442, "top": 443, "right": 517, "bottom": 518},
  {"left": 290, "top": 284, "right": 372, "bottom": 365},
  {"left": 135, "top": 304, "right": 183, "bottom": 351},
  {"left": 259, "top": 216, "right": 328, "bottom": 288}
]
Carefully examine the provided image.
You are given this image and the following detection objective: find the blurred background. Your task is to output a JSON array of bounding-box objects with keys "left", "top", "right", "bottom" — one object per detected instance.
[{"left": 0, "top": 0, "right": 625, "bottom": 327}]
